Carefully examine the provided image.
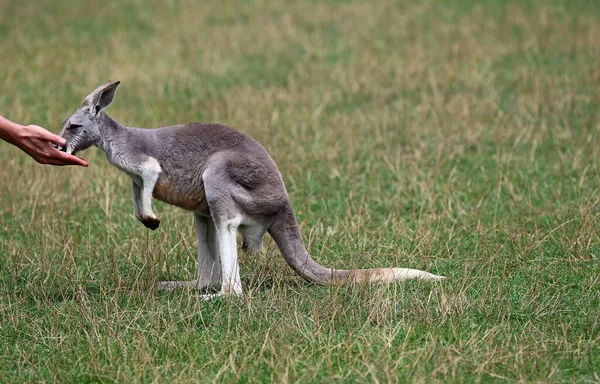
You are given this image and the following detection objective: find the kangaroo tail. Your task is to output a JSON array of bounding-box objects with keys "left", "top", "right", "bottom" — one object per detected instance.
[{"left": 267, "top": 203, "right": 444, "bottom": 285}]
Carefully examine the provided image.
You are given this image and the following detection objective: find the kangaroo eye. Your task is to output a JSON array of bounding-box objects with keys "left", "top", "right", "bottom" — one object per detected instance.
[{"left": 69, "top": 124, "right": 82, "bottom": 130}]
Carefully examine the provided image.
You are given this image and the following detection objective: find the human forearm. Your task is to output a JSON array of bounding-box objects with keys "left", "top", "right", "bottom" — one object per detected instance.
[{"left": 0, "top": 115, "right": 24, "bottom": 145}]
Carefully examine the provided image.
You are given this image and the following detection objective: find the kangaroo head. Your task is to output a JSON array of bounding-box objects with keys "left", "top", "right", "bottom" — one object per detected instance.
[{"left": 58, "top": 81, "right": 120, "bottom": 155}]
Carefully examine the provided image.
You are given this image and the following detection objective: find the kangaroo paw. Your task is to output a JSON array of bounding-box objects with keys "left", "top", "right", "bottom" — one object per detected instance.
[{"left": 140, "top": 216, "right": 160, "bottom": 230}]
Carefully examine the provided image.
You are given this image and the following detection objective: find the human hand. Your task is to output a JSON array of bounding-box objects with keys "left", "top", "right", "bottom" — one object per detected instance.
[{"left": 11, "top": 124, "right": 88, "bottom": 167}]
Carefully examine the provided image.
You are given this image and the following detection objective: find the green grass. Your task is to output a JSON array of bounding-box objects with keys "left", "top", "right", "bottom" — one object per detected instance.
[{"left": 1, "top": 0, "right": 599, "bottom": 382}]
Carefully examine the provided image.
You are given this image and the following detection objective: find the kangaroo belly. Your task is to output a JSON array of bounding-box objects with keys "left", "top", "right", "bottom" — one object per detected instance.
[{"left": 153, "top": 176, "right": 209, "bottom": 214}]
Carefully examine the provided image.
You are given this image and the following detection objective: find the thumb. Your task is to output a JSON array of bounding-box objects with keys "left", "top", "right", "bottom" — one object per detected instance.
[
  {"left": 48, "top": 134, "right": 67, "bottom": 147},
  {"left": 31, "top": 125, "right": 67, "bottom": 146}
]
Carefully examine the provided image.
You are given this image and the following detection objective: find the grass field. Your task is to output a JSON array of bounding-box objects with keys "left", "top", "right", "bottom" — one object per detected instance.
[{"left": 1, "top": 0, "right": 599, "bottom": 382}]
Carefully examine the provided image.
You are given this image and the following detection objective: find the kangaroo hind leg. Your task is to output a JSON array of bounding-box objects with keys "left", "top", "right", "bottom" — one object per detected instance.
[
  {"left": 157, "top": 214, "right": 221, "bottom": 292},
  {"left": 202, "top": 161, "right": 245, "bottom": 299}
]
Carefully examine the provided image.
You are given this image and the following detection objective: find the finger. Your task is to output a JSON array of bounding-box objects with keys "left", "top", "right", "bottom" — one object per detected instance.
[
  {"left": 50, "top": 148, "right": 89, "bottom": 167},
  {"left": 43, "top": 132, "right": 67, "bottom": 147},
  {"left": 30, "top": 126, "right": 67, "bottom": 146},
  {"left": 38, "top": 157, "right": 63, "bottom": 166},
  {"left": 38, "top": 142, "right": 87, "bottom": 166},
  {"left": 43, "top": 156, "right": 88, "bottom": 167}
]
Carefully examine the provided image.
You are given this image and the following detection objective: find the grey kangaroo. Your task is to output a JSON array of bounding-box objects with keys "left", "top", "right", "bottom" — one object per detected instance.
[{"left": 58, "top": 81, "right": 443, "bottom": 298}]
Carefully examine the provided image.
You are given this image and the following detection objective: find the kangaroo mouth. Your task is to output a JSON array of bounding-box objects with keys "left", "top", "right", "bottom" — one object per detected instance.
[
  {"left": 53, "top": 143, "right": 72, "bottom": 154},
  {"left": 53, "top": 143, "right": 66, "bottom": 152}
]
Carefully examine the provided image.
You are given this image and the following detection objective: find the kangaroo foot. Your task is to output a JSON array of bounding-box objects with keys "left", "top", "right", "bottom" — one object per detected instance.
[{"left": 157, "top": 280, "right": 219, "bottom": 293}]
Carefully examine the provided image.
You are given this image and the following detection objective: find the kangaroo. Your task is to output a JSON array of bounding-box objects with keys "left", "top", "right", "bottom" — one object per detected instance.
[{"left": 57, "top": 81, "right": 444, "bottom": 298}]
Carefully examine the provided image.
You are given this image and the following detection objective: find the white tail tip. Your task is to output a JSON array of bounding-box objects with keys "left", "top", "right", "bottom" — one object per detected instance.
[{"left": 390, "top": 268, "right": 446, "bottom": 282}]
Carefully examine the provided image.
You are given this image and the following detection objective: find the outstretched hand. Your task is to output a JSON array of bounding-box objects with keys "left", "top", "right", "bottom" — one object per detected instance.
[{"left": 9, "top": 124, "right": 88, "bottom": 167}]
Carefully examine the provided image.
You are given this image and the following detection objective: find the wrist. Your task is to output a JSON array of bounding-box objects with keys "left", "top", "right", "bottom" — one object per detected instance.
[{"left": 0, "top": 119, "right": 25, "bottom": 145}]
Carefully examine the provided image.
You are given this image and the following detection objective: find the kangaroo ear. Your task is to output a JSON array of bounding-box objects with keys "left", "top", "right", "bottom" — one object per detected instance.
[{"left": 83, "top": 81, "right": 121, "bottom": 116}]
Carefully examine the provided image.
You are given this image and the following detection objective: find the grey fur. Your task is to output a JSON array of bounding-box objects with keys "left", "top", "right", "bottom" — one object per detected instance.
[{"left": 59, "top": 81, "right": 444, "bottom": 297}]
